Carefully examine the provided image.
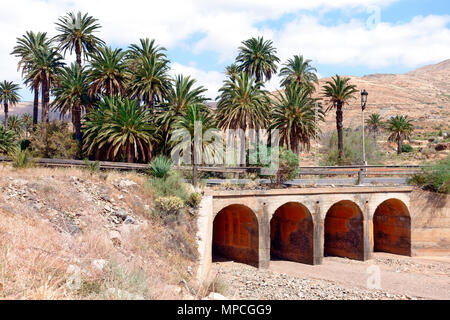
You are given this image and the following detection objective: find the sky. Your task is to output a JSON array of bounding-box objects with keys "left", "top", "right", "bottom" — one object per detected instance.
[{"left": 0, "top": 0, "right": 449, "bottom": 101}]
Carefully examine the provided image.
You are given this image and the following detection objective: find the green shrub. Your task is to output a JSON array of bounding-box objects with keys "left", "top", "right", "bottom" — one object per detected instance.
[
  {"left": 84, "top": 158, "right": 100, "bottom": 174},
  {"left": 10, "top": 149, "right": 34, "bottom": 169},
  {"left": 402, "top": 144, "right": 414, "bottom": 153},
  {"left": 154, "top": 196, "right": 185, "bottom": 222},
  {"left": 147, "top": 170, "right": 189, "bottom": 202},
  {"left": 30, "top": 121, "right": 80, "bottom": 159},
  {"left": 277, "top": 148, "right": 300, "bottom": 183},
  {"left": 148, "top": 155, "right": 173, "bottom": 179},
  {"left": 20, "top": 139, "right": 31, "bottom": 151},
  {"left": 187, "top": 192, "right": 202, "bottom": 209},
  {"left": 322, "top": 130, "right": 383, "bottom": 165},
  {"left": 409, "top": 155, "right": 450, "bottom": 194}
]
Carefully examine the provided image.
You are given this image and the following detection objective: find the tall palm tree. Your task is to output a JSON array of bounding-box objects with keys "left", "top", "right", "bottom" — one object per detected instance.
[
  {"left": 88, "top": 46, "right": 127, "bottom": 98},
  {"left": 52, "top": 63, "right": 90, "bottom": 142},
  {"left": 216, "top": 71, "right": 270, "bottom": 132},
  {"left": 322, "top": 75, "right": 358, "bottom": 161},
  {"left": 279, "top": 55, "right": 318, "bottom": 90},
  {"left": 25, "top": 46, "right": 65, "bottom": 123},
  {"left": 128, "top": 55, "right": 171, "bottom": 107},
  {"left": 225, "top": 63, "right": 239, "bottom": 81},
  {"left": 0, "top": 81, "right": 21, "bottom": 128},
  {"left": 11, "top": 31, "right": 51, "bottom": 126},
  {"left": 54, "top": 11, "right": 104, "bottom": 66},
  {"left": 366, "top": 113, "right": 383, "bottom": 146},
  {"left": 127, "top": 38, "right": 168, "bottom": 68},
  {"left": 236, "top": 36, "right": 280, "bottom": 83},
  {"left": 21, "top": 113, "right": 33, "bottom": 138},
  {"left": 270, "top": 84, "right": 324, "bottom": 155},
  {"left": 386, "top": 115, "right": 414, "bottom": 155},
  {"left": 171, "top": 104, "right": 221, "bottom": 187},
  {"left": 156, "top": 75, "right": 209, "bottom": 152},
  {"left": 83, "top": 97, "right": 158, "bottom": 163}
]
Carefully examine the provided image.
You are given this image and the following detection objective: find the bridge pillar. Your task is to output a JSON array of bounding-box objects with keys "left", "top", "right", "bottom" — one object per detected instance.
[
  {"left": 259, "top": 202, "right": 271, "bottom": 269},
  {"left": 313, "top": 201, "right": 324, "bottom": 265},
  {"left": 363, "top": 200, "right": 373, "bottom": 261}
]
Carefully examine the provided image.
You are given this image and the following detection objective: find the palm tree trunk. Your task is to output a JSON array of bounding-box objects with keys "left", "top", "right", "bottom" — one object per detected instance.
[
  {"left": 127, "top": 142, "right": 134, "bottom": 163},
  {"left": 397, "top": 136, "right": 402, "bottom": 155},
  {"left": 33, "top": 84, "right": 39, "bottom": 128},
  {"left": 4, "top": 103, "right": 8, "bottom": 129},
  {"left": 336, "top": 102, "right": 344, "bottom": 161},
  {"left": 41, "top": 76, "right": 50, "bottom": 123},
  {"left": 73, "top": 105, "right": 82, "bottom": 143},
  {"left": 75, "top": 42, "right": 82, "bottom": 67}
]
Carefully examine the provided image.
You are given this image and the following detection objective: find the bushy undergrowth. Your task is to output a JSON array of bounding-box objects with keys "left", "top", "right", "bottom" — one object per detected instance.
[
  {"left": 10, "top": 149, "right": 35, "bottom": 169},
  {"left": 148, "top": 155, "right": 173, "bottom": 179},
  {"left": 409, "top": 155, "right": 450, "bottom": 194},
  {"left": 30, "top": 121, "right": 80, "bottom": 159},
  {"left": 322, "top": 130, "right": 383, "bottom": 165}
]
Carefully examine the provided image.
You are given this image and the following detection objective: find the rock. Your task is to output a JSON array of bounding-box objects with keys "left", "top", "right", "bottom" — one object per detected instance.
[
  {"left": 435, "top": 143, "right": 449, "bottom": 152},
  {"left": 92, "top": 259, "right": 108, "bottom": 272},
  {"left": 119, "top": 180, "right": 137, "bottom": 188},
  {"left": 104, "top": 205, "right": 112, "bottom": 212},
  {"left": 101, "top": 194, "right": 111, "bottom": 202},
  {"left": 118, "top": 195, "right": 124, "bottom": 200},
  {"left": 109, "top": 230, "right": 122, "bottom": 246},
  {"left": 115, "top": 210, "right": 128, "bottom": 220},
  {"left": 124, "top": 216, "right": 136, "bottom": 225}
]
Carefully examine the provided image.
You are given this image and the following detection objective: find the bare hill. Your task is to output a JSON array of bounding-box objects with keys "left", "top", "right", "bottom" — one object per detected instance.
[{"left": 317, "top": 59, "right": 450, "bottom": 133}]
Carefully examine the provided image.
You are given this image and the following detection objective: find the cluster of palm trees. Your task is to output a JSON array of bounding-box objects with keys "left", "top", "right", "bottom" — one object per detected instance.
[
  {"left": 366, "top": 113, "right": 415, "bottom": 154},
  {"left": 2, "top": 10, "right": 413, "bottom": 165}
]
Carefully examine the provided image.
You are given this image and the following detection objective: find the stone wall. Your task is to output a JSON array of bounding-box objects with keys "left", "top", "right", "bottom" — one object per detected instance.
[{"left": 410, "top": 190, "right": 450, "bottom": 256}]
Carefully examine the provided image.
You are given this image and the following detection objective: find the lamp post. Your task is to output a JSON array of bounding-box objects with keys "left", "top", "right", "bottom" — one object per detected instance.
[{"left": 361, "top": 89, "right": 368, "bottom": 166}]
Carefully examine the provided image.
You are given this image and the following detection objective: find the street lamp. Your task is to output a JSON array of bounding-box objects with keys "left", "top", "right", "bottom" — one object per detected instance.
[{"left": 361, "top": 89, "right": 369, "bottom": 166}]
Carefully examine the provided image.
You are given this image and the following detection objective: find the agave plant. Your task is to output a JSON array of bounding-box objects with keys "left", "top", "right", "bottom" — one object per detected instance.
[
  {"left": 148, "top": 155, "right": 173, "bottom": 179},
  {"left": 82, "top": 96, "right": 159, "bottom": 163}
]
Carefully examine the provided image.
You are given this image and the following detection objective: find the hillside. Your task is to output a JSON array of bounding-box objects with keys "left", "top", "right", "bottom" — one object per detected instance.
[{"left": 317, "top": 59, "right": 450, "bottom": 134}]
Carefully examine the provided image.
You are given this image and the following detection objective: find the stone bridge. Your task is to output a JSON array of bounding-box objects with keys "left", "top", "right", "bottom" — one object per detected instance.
[{"left": 196, "top": 186, "right": 414, "bottom": 281}]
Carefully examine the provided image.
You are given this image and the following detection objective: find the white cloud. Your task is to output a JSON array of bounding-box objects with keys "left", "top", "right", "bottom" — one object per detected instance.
[
  {"left": 170, "top": 63, "right": 225, "bottom": 99},
  {"left": 1, "top": 0, "right": 449, "bottom": 101}
]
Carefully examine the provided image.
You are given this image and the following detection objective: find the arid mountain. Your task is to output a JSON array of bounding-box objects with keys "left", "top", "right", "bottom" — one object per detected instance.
[{"left": 317, "top": 59, "right": 450, "bottom": 134}]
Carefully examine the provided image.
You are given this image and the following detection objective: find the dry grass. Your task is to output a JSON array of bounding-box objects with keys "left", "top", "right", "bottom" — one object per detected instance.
[{"left": 0, "top": 164, "right": 199, "bottom": 300}]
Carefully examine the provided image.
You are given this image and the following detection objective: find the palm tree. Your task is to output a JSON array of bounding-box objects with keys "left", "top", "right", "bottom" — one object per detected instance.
[
  {"left": 25, "top": 46, "right": 65, "bottom": 123},
  {"left": 54, "top": 11, "right": 104, "bottom": 66},
  {"left": 0, "top": 81, "right": 21, "bottom": 128},
  {"left": 82, "top": 97, "right": 158, "bottom": 163},
  {"left": 156, "top": 75, "right": 209, "bottom": 152},
  {"left": 216, "top": 71, "right": 270, "bottom": 132},
  {"left": 21, "top": 113, "right": 33, "bottom": 138},
  {"left": 52, "top": 63, "right": 90, "bottom": 142},
  {"left": 128, "top": 55, "right": 171, "bottom": 107},
  {"left": 0, "top": 126, "right": 16, "bottom": 154},
  {"left": 270, "top": 84, "right": 324, "bottom": 155},
  {"left": 127, "top": 38, "right": 168, "bottom": 68},
  {"left": 171, "top": 104, "right": 221, "bottom": 186},
  {"left": 5, "top": 115, "right": 22, "bottom": 137},
  {"left": 279, "top": 55, "right": 318, "bottom": 90},
  {"left": 322, "top": 75, "right": 358, "bottom": 161},
  {"left": 88, "top": 46, "right": 127, "bottom": 98},
  {"left": 236, "top": 36, "right": 280, "bottom": 83},
  {"left": 11, "top": 31, "right": 51, "bottom": 126},
  {"left": 366, "top": 113, "right": 383, "bottom": 146},
  {"left": 225, "top": 63, "right": 239, "bottom": 81},
  {"left": 386, "top": 115, "right": 414, "bottom": 154}
]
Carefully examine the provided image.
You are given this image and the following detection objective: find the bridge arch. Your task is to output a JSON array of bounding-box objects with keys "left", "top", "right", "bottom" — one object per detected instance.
[
  {"left": 324, "top": 200, "right": 364, "bottom": 260},
  {"left": 212, "top": 204, "right": 259, "bottom": 267},
  {"left": 373, "top": 199, "right": 411, "bottom": 256},
  {"left": 270, "top": 202, "right": 314, "bottom": 265}
]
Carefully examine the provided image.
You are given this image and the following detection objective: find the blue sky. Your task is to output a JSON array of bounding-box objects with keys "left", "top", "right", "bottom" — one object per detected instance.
[{"left": 0, "top": 0, "right": 449, "bottom": 101}]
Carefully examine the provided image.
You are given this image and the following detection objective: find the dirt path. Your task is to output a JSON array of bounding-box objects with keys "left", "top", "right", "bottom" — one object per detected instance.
[{"left": 269, "top": 253, "right": 450, "bottom": 300}]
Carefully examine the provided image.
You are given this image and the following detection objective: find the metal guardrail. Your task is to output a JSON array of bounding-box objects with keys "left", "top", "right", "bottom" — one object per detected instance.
[{"left": 0, "top": 156, "right": 423, "bottom": 179}]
